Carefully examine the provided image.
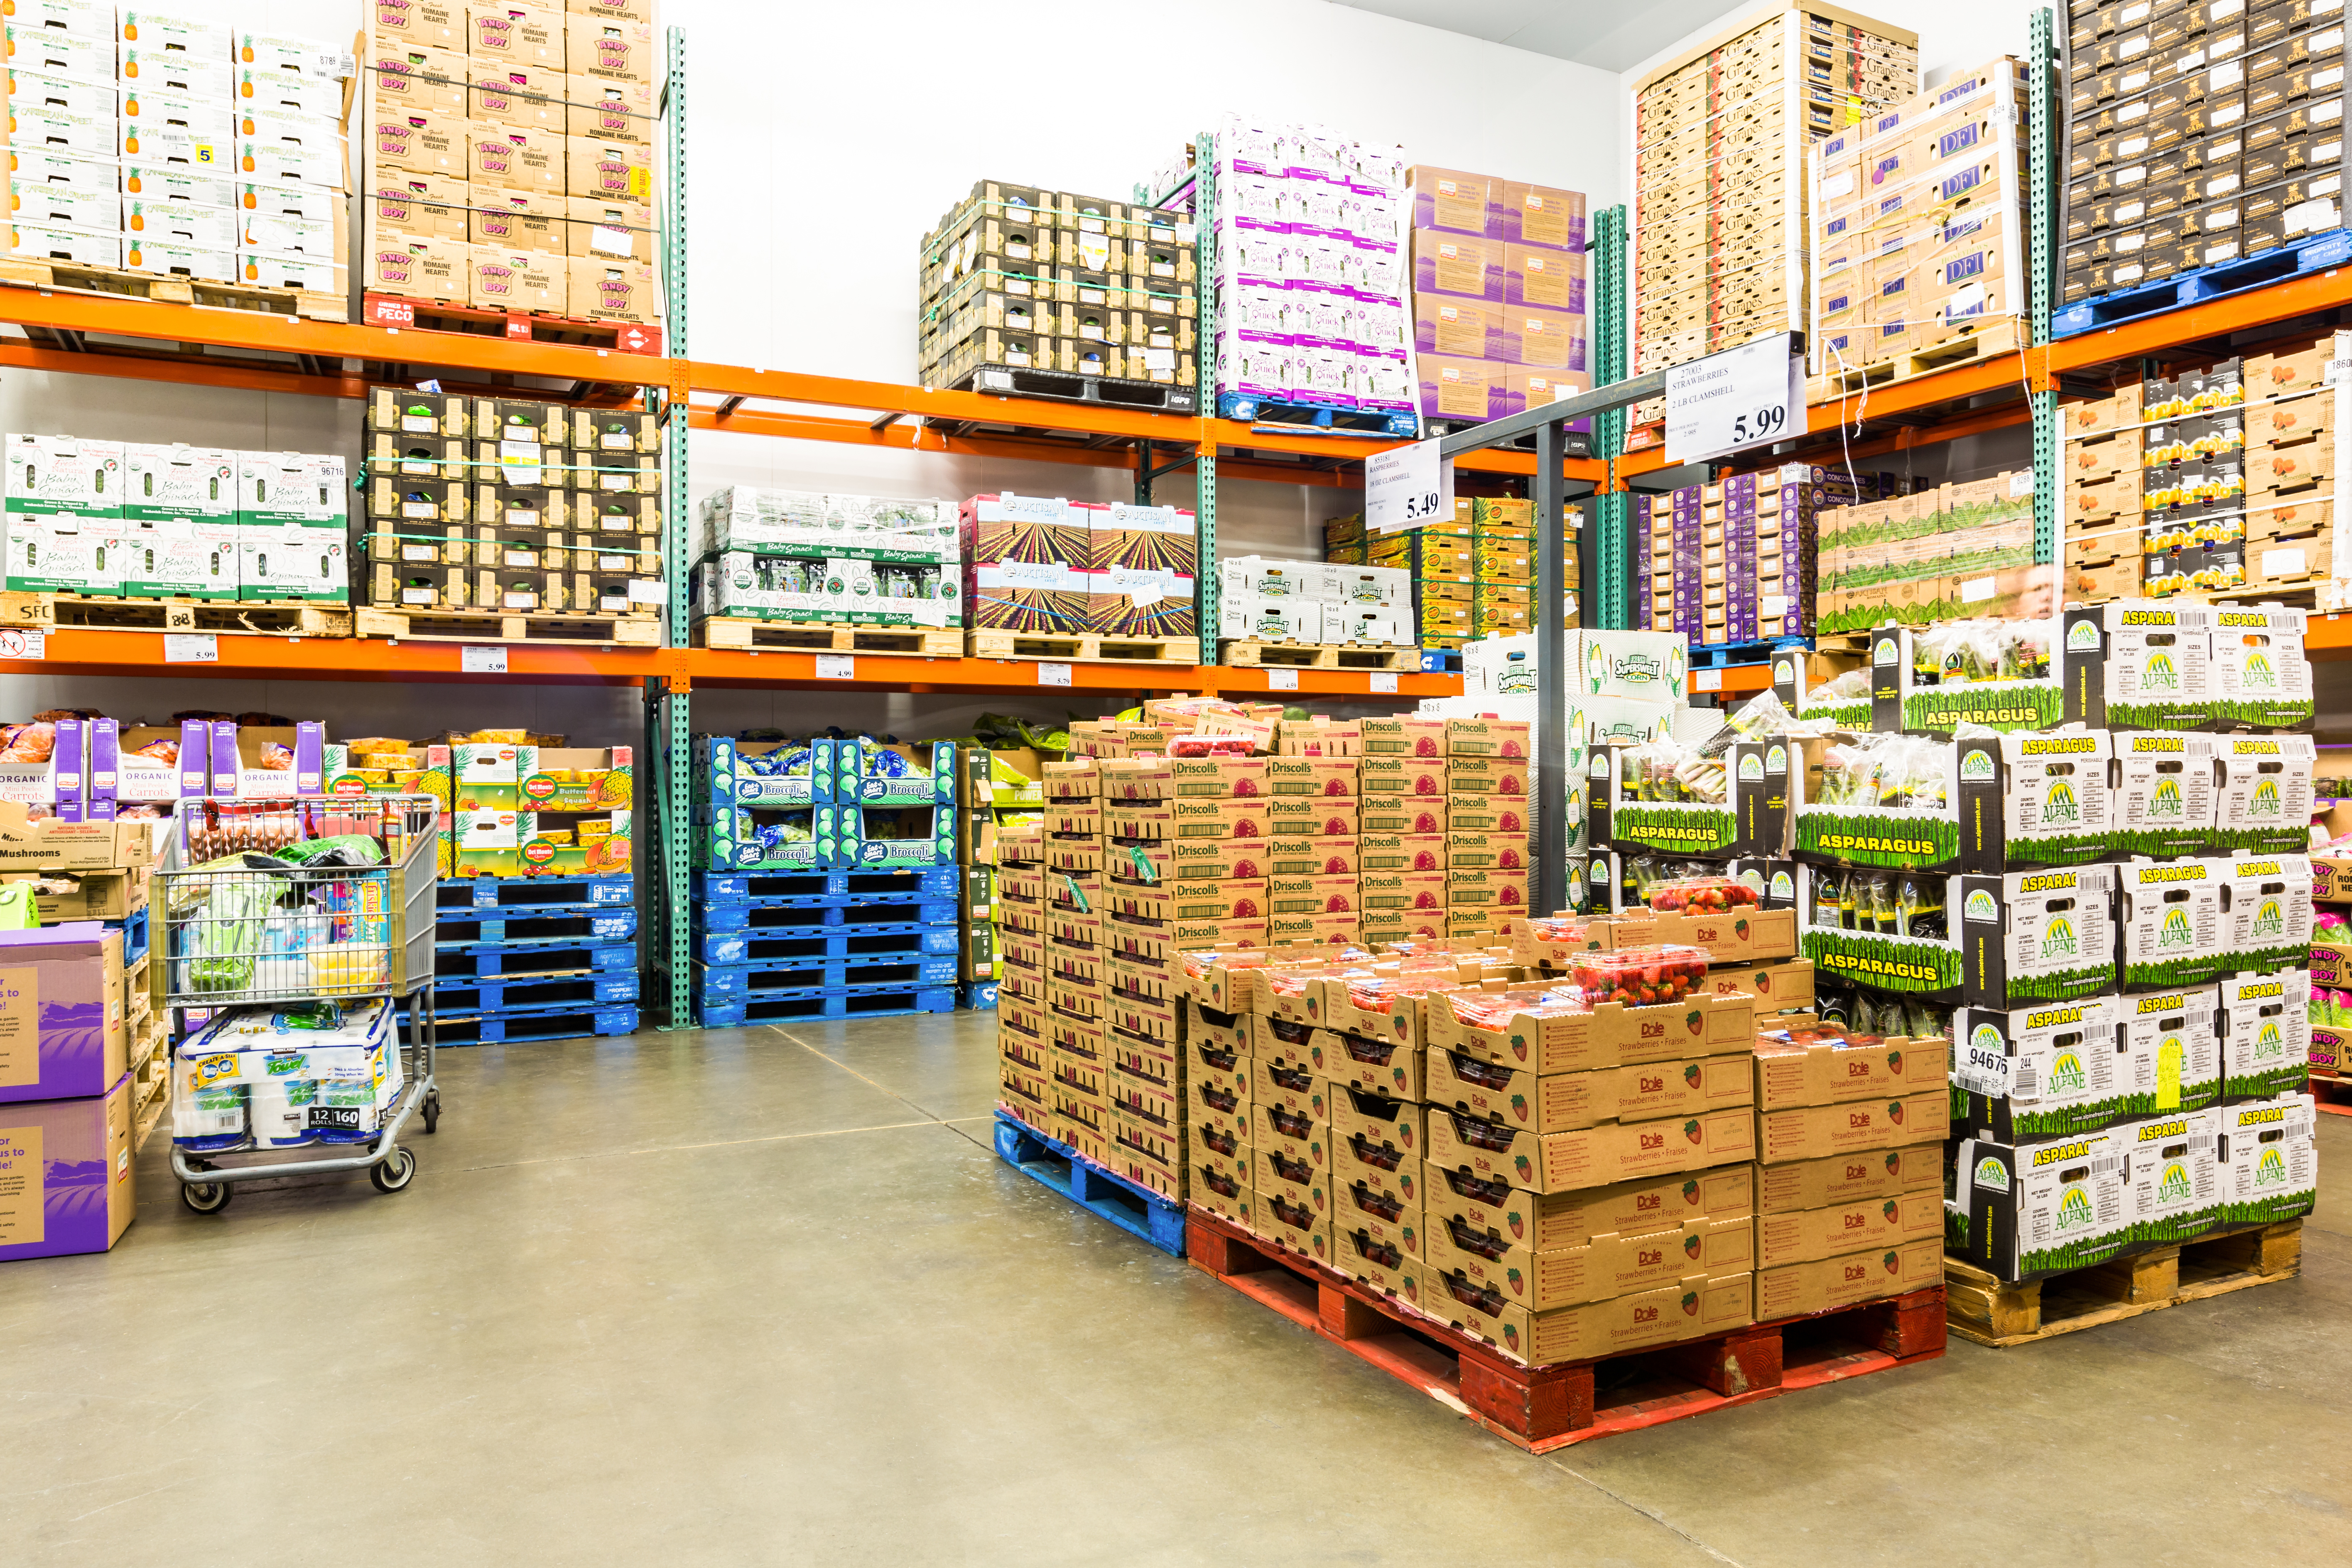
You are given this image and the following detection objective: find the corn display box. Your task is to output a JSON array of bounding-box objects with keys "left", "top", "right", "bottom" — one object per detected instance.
[
  {"left": 2060, "top": 334, "right": 2347, "bottom": 604},
  {"left": 1404, "top": 163, "right": 1591, "bottom": 427},
  {"left": 363, "top": 389, "right": 662, "bottom": 615},
  {"left": 919, "top": 179, "right": 1197, "bottom": 402},
  {"left": 362, "top": 0, "right": 662, "bottom": 335},
  {"left": 2061, "top": 0, "right": 2347, "bottom": 314},
  {"left": 1633, "top": 3, "right": 1919, "bottom": 384}
]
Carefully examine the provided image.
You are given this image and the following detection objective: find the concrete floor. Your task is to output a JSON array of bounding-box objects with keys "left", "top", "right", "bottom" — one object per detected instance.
[{"left": 5, "top": 1011, "right": 2350, "bottom": 1566}]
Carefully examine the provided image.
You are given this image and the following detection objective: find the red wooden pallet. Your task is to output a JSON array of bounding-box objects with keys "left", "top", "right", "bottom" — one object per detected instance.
[
  {"left": 1186, "top": 1207, "right": 1945, "bottom": 1452},
  {"left": 2308, "top": 1070, "right": 2352, "bottom": 1117},
  {"left": 361, "top": 294, "right": 664, "bottom": 356}
]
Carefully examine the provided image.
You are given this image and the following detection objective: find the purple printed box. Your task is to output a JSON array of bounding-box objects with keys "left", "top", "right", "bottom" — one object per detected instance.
[
  {"left": 86, "top": 718, "right": 116, "bottom": 802},
  {"left": 1411, "top": 229, "right": 1503, "bottom": 300},
  {"left": 0, "top": 923, "right": 127, "bottom": 1104},
  {"left": 0, "top": 1072, "right": 133, "bottom": 1262},
  {"left": 1503, "top": 243, "right": 1587, "bottom": 314},
  {"left": 1416, "top": 356, "right": 1509, "bottom": 422}
]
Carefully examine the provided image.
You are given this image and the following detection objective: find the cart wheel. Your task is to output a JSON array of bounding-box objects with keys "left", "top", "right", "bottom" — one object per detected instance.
[
  {"left": 181, "top": 1181, "right": 231, "bottom": 1214},
  {"left": 369, "top": 1146, "right": 417, "bottom": 1193},
  {"left": 421, "top": 1092, "right": 441, "bottom": 1135}
]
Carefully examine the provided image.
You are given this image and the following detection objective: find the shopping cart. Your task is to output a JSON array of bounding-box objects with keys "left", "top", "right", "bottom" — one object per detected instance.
[{"left": 157, "top": 794, "right": 442, "bottom": 1213}]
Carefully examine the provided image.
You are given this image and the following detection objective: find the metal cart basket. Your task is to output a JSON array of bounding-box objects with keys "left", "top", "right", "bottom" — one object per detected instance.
[{"left": 159, "top": 794, "right": 442, "bottom": 1212}]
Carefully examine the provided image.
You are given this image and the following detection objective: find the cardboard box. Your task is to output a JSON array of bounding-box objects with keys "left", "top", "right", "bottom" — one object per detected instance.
[
  {"left": 567, "top": 134, "right": 652, "bottom": 201},
  {"left": 0, "top": 1072, "right": 133, "bottom": 1262},
  {"left": 0, "top": 802, "right": 157, "bottom": 871},
  {"left": 1413, "top": 987, "right": 1756, "bottom": 1073},
  {"left": 469, "top": 246, "right": 567, "bottom": 313},
  {"left": 1428, "top": 1209, "right": 1754, "bottom": 1312},
  {"left": 0, "top": 923, "right": 125, "bottom": 1103},
  {"left": 369, "top": 42, "right": 467, "bottom": 117},
  {"left": 1428, "top": 1102, "right": 1756, "bottom": 1194},
  {"left": 565, "top": 195, "right": 654, "bottom": 262},
  {"left": 1426, "top": 1160, "right": 1754, "bottom": 1254},
  {"left": 472, "top": 122, "right": 564, "bottom": 194},
  {"left": 1424, "top": 1265, "right": 1753, "bottom": 1366},
  {"left": 1331, "top": 1185, "right": 1424, "bottom": 1301},
  {"left": 570, "top": 257, "right": 657, "bottom": 324},
  {"left": 1428, "top": 1044, "right": 1754, "bottom": 1134},
  {"left": 374, "top": 110, "right": 470, "bottom": 178},
  {"left": 468, "top": 1, "right": 565, "bottom": 66},
  {"left": 1754, "top": 1033, "right": 1949, "bottom": 1111},
  {"left": 1758, "top": 1090, "right": 1950, "bottom": 1164},
  {"left": 1755, "top": 1237, "right": 1941, "bottom": 1316},
  {"left": 567, "top": 15, "right": 656, "bottom": 82}
]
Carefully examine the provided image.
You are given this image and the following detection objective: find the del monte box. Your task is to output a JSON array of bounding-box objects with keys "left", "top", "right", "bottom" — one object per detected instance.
[{"left": 429, "top": 736, "right": 633, "bottom": 876}]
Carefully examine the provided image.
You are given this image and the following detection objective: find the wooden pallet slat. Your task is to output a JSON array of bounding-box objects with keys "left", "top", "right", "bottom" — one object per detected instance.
[
  {"left": 1186, "top": 1207, "right": 1944, "bottom": 1451},
  {"left": 361, "top": 293, "right": 662, "bottom": 355},
  {"left": 695, "top": 618, "right": 963, "bottom": 656},
  {"left": 968, "top": 631, "right": 1197, "bottom": 664},
  {"left": 355, "top": 605, "right": 663, "bottom": 647},
  {"left": 0, "top": 591, "right": 353, "bottom": 637},
  {"left": 0, "top": 256, "right": 346, "bottom": 322},
  {"left": 1944, "top": 1218, "right": 2305, "bottom": 1347},
  {"left": 1809, "top": 318, "right": 2028, "bottom": 403},
  {"left": 1217, "top": 639, "right": 1421, "bottom": 672}
]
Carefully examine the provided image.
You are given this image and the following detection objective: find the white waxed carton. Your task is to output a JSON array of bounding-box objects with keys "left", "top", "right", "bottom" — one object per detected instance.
[
  {"left": 5, "top": 510, "right": 122, "bottom": 592},
  {"left": 124, "top": 160, "right": 238, "bottom": 209},
  {"left": 4, "top": 17, "right": 118, "bottom": 79},
  {"left": 4, "top": 219, "right": 121, "bottom": 268},
  {"left": 120, "top": 52, "right": 236, "bottom": 103},
  {"left": 6, "top": 433, "right": 123, "bottom": 518},
  {"left": 1216, "top": 591, "right": 1323, "bottom": 643},
  {"left": 237, "top": 452, "right": 348, "bottom": 526},
  {"left": 235, "top": 113, "right": 348, "bottom": 189},
  {"left": 115, "top": 513, "right": 240, "bottom": 598},
  {"left": 4, "top": 64, "right": 120, "bottom": 118},
  {"left": 118, "top": 118, "right": 231, "bottom": 169},
  {"left": 2122, "top": 1108, "right": 2224, "bottom": 1244},
  {"left": 10, "top": 101, "right": 119, "bottom": 158},
  {"left": 125, "top": 444, "right": 236, "bottom": 524},
  {"left": 124, "top": 195, "right": 235, "bottom": 250},
  {"left": 122, "top": 231, "right": 235, "bottom": 282},
  {"left": 9, "top": 161, "right": 120, "bottom": 230},
  {"left": 1216, "top": 555, "right": 1334, "bottom": 601},
  {"left": 12, "top": 0, "right": 114, "bottom": 42},
  {"left": 1322, "top": 564, "right": 1410, "bottom": 606},
  {"left": 116, "top": 9, "right": 236, "bottom": 60},
  {"left": 2214, "top": 1092, "right": 2318, "bottom": 1224},
  {"left": 1323, "top": 604, "right": 1412, "bottom": 645},
  {"left": 235, "top": 31, "right": 357, "bottom": 80},
  {"left": 238, "top": 246, "right": 347, "bottom": 294},
  {"left": 235, "top": 177, "right": 343, "bottom": 224},
  {"left": 238, "top": 518, "right": 347, "bottom": 601},
  {"left": 233, "top": 66, "right": 344, "bottom": 124}
]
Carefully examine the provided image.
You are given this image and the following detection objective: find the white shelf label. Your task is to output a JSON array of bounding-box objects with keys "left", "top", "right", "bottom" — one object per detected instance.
[
  {"left": 814, "top": 654, "right": 856, "bottom": 679},
  {"left": 1695, "top": 667, "right": 1724, "bottom": 692},
  {"left": 1038, "top": 661, "right": 1073, "bottom": 687},
  {"left": 0, "top": 630, "right": 44, "bottom": 660},
  {"left": 1365, "top": 436, "right": 1454, "bottom": 534},
  {"left": 1266, "top": 667, "right": 1299, "bottom": 690},
  {"left": 461, "top": 645, "right": 508, "bottom": 674},
  {"left": 1665, "top": 332, "right": 1803, "bottom": 464},
  {"left": 164, "top": 633, "right": 218, "bottom": 663},
  {"left": 1369, "top": 672, "right": 1400, "bottom": 694}
]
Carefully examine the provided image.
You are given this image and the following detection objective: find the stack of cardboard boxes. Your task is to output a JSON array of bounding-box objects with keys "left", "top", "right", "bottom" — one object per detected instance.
[
  {"left": 4, "top": 9, "right": 352, "bottom": 298},
  {"left": 362, "top": 0, "right": 662, "bottom": 338},
  {"left": 361, "top": 387, "right": 662, "bottom": 616},
  {"left": 2061, "top": 0, "right": 2347, "bottom": 313},
  {"left": 4, "top": 432, "right": 347, "bottom": 604},
  {"left": 963, "top": 492, "right": 1199, "bottom": 643},
  {"left": 693, "top": 488, "right": 961, "bottom": 634},
  {"left": 1807, "top": 59, "right": 2028, "bottom": 378},
  {"left": 1213, "top": 555, "right": 1412, "bottom": 649},
  {"left": 1756, "top": 464, "right": 1962, "bottom": 638},
  {"left": 919, "top": 179, "right": 1198, "bottom": 405},
  {"left": 1405, "top": 165, "right": 1591, "bottom": 427},
  {"left": 1644, "top": 464, "right": 1869, "bottom": 643},
  {"left": 1633, "top": 3, "right": 1918, "bottom": 384}
]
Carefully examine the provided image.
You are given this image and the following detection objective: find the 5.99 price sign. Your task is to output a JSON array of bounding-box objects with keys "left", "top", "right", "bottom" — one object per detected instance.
[
  {"left": 1365, "top": 437, "right": 1455, "bottom": 535},
  {"left": 1664, "top": 332, "right": 1805, "bottom": 464}
]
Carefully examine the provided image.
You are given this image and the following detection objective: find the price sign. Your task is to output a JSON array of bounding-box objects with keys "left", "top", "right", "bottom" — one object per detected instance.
[
  {"left": 0, "top": 630, "right": 44, "bottom": 660},
  {"left": 1664, "top": 332, "right": 1804, "bottom": 463},
  {"left": 163, "top": 633, "right": 218, "bottom": 663},
  {"left": 1266, "top": 667, "right": 1299, "bottom": 691},
  {"left": 1694, "top": 667, "right": 1724, "bottom": 693},
  {"left": 814, "top": 654, "right": 855, "bottom": 679},
  {"left": 1364, "top": 436, "right": 1454, "bottom": 534},
  {"left": 1369, "top": 672, "right": 1399, "bottom": 694},
  {"left": 461, "top": 645, "right": 508, "bottom": 674},
  {"left": 1037, "top": 661, "right": 1073, "bottom": 687}
]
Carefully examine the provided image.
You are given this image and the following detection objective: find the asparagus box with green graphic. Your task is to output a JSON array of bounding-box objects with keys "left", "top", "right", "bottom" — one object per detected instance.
[
  {"left": 2119, "top": 856, "right": 2231, "bottom": 989},
  {"left": 2061, "top": 601, "right": 2216, "bottom": 731},
  {"left": 2122, "top": 1109, "right": 2224, "bottom": 1245},
  {"left": 2225, "top": 852, "right": 2313, "bottom": 973},
  {"left": 2215, "top": 1092, "right": 2318, "bottom": 1224},
  {"left": 2115, "top": 984, "right": 2222, "bottom": 1114},
  {"left": 2218, "top": 968, "right": 2311, "bottom": 1101},
  {"left": 1799, "top": 864, "right": 2116, "bottom": 1006},
  {"left": 1585, "top": 739, "right": 1777, "bottom": 859},
  {"left": 2213, "top": 734, "right": 2316, "bottom": 853},
  {"left": 1947, "top": 1126, "right": 2133, "bottom": 1281},
  {"left": 1861, "top": 622, "right": 2065, "bottom": 734},
  {"left": 1950, "top": 995, "right": 2143, "bottom": 1141},
  {"left": 2111, "top": 731, "right": 2218, "bottom": 857},
  {"left": 1795, "top": 731, "right": 2113, "bottom": 873},
  {"left": 2210, "top": 605, "right": 2313, "bottom": 730}
]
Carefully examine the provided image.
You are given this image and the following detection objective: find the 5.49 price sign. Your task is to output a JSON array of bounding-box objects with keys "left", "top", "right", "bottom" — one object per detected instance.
[
  {"left": 1665, "top": 332, "right": 1805, "bottom": 464},
  {"left": 1365, "top": 437, "right": 1455, "bottom": 535}
]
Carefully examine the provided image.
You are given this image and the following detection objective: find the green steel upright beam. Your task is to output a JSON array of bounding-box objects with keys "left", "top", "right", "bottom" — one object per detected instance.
[
  {"left": 649, "top": 23, "right": 691, "bottom": 1029},
  {"left": 1194, "top": 129, "right": 1219, "bottom": 666},
  {"left": 2030, "top": 7, "right": 2059, "bottom": 566},
  {"left": 1590, "top": 204, "right": 1630, "bottom": 629}
]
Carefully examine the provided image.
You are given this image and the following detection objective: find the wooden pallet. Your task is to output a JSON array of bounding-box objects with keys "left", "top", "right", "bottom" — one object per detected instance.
[
  {"left": 1944, "top": 1219, "right": 2305, "bottom": 1348},
  {"left": 1187, "top": 1208, "right": 1945, "bottom": 1451},
  {"left": 696, "top": 618, "right": 963, "bottom": 656},
  {"left": 0, "top": 256, "right": 346, "bottom": 322},
  {"left": 0, "top": 592, "right": 353, "bottom": 637},
  {"left": 1218, "top": 639, "right": 1421, "bottom": 672},
  {"left": 361, "top": 293, "right": 662, "bottom": 356},
  {"left": 1809, "top": 319, "right": 2028, "bottom": 403},
  {"left": 2307, "top": 1070, "right": 2352, "bottom": 1117},
  {"left": 356, "top": 606, "right": 663, "bottom": 646},
  {"left": 967, "top": 631, "right": 1197, "bottom": 664}
]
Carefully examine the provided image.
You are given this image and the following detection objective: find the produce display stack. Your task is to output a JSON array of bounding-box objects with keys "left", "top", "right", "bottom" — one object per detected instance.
[
  {"left": 3, "top": 8, "right": 353, "bottom": 298},
  {"left": 2310, "top": 855, "right": 2350, "bottom": 1098},
  {"left": 1405, "top": 164, "right": 1590, "bottom": 428},
  {"left": 1372, "top": 512, "right": 1474, "bottom": 651},
  {"left": 2061, "top": 334, "right": 2345, "bottom": 606},
  {"left": 1645, "top": 463, "right": 1893, "bottom": 641},
  {"left": 1807, "top": 59, "right": 2029, "bottom": 379},
  {"left": 1214, "top": 555, "right": 1412, "bottom": 649},
  {"left": 362, "top": 388, "right": 663, "bottom": 618},
  {"left": 1468, "top": 497, "right": 1582, "bottom": 640},
  {"left": 362, "top": 0, "right": 663, "bottom": 336},
  {"left": 689, "top": 732, "right": 961, "bottom": 1026},
  {"left": 1204, "top": 115, "right": 1415, "bottom": 425},
  {"left": 1805, "top": 467, "right": 2028, "bottom": 634},
  {"left": 1632, "top": 3, "right": 1918, "bottom": 388},
  {"left": 917, "top": 179, "right": 1198, "bottom": 403},
  {"left": 5, "top": 433, "right": 350, "bottom": 605},
  {"left": 691, "top": 487, "right": 961, "bottom": 636},
  {"left": 428, "top": 731, "right": 632, "bottom": 880},
  {"left": 964, "top": 492, "right": 1199, "bottom": 643},
  {"left": 2060, "top": 0, "right": 2347, "bottom": 316},
  {"left": 0, "top": 812, "right": 160, "bottom": 1265}
]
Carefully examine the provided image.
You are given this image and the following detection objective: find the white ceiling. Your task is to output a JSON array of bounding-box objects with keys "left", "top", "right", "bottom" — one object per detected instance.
[{"left": 1325, "top": 0, "right": 1760, "bottom": 74}]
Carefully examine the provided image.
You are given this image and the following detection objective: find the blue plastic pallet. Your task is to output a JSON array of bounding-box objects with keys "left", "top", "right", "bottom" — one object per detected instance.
[
  {"left": 433, "top": 908, "right": 638, "bottom": 948},
  {"left": 692, "top": 922, "right": 956, "bottom": 966},
  {"left": 107, "top": 905, "right": 151, "bottom": 966},
  {"left": 694, "top": 896, "right": 957, "bottom": 932},
  {"left": 434, "top": 1005, "right": 641, "bottom": 1045},
  {"left": 1689, "top": 634, "right": 1810, "bottom": 668},
  {"left": 694, "top": 955, "right": 961, "bottom": 998},
  {"left": 432, "top": 971, "right": 640, "bottom": 1012},
  {"left": 434, "top": 940, "right": 638, "bottom": 979},
  {"left": 1419, "top": 648, "right": 1464, "bottom": 673},
  {"left": 992, "top": 1110, "right": 1184, "bottom": 1258},
  {"left": 438, "top": 875, "right": 633, "bottom": 915},
  {"left": 2054, "top": 228, "right": 2351, "bottom": 338},
  {"left": 963, "top": 982, "right": 999, "bottom": 1009},
  {"left": 693, "top": 866, "right": 959, "bottom": 903},
  {"left": 694, "top": 985, "right": 957, "bottom": 1027},
  {"left": 1214, "top": 391, "right": 1418, "bottom": 439}
]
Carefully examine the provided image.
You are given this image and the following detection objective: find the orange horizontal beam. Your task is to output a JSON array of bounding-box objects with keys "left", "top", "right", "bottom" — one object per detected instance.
[
  {"left": 2310, "top": 614, "right": 2352, "bottom": 656},
  {"left": 2052, "top": 260, "right": 2352, "bottom": 371},
  {"left": 684, "top": 364, "right": 1203, "bottom": 444},
  {"left": 0, "top": 339, "right": 368, "bottom": 399}
]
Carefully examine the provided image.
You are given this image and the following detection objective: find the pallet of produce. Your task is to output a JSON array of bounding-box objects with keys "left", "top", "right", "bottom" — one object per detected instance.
[
  {"left": 360, "top": 294, "right": 662, "bottom": 355},
  {"left": 0, "top": 255, "right": 348, "bottom": 323},
  {"left": 0, "top": 593, "right": 352, "bottom": 637},
  {"left": 695, "top": 619, "right": 962, "bottom": 656},
  {"left": 354, "top": 606, "right": 661, "bottom": 646}
]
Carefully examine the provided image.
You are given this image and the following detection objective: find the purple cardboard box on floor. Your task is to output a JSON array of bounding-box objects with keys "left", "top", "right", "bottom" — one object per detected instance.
[
  {"left": 0, "top": 922, "right": 126, "bottom": 1105},
  {"left": 0, "top": 1073, "right": 134, "bottom": 1262}
]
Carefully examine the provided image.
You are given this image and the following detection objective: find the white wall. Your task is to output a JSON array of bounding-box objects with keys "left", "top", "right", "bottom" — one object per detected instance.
[{"left": 1, "top": 0, "right": 1635, "bottom": 742}]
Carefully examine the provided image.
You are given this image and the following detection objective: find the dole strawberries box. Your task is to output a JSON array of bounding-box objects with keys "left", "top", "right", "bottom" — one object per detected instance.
[
  {"left": 1756, "top": 1237, "right": 1942, "bottom": 1317},
  {"left": 1334, "top": 1115, "right": 1422, "bottom": 1210},
  {"left": 1260, "top": 1190, "right": 1334, "bottom": 1265},
  {"left": 1412, "top": 986, "right": 1757, "bottom": 1073},
  {"left": 1427, "top": 1210, "right": 1755, "bottom": 1312},
  {"left": 1331, "top": 1185, "right": 1423, "bottom": 1302},
  {"left": 1427, "top": 1045, "right": 1754, "bottom": 1135},
  {"left": 1757, "top": 1187, "right": 1942, "bottom": 1268},
  {"left": 1425, "top": 1264, "right": 1754, "bottom": 1365},
  {"left": 1253, "top": 1146, "right": 1329, "bottom": 1220},
  {"left": 1703, "top": 958, "right": 1815, "bottom": 1011},
  {"left": 1756, "top": 1142, "right": 1943, "bottom": 1212},
  {"left": 1248, "top": 1054, "right": 1330, "bottom": 1122},
  {"left": 1429, "top": 1103, "right": 1756, "bottom": 1194},
  {"left": 1426, "top": 1161, "right": 1756, "bottom": 1254},
  {"left": 1324, "top": 1030, "right": 1425, "bottom": 1099},
  {"left": 1756, "top": 1090, "right": 1950, "bottom": 1163},
  {"left": 1754, "top": 1033, "right": 1950, "bottom": 1111}
]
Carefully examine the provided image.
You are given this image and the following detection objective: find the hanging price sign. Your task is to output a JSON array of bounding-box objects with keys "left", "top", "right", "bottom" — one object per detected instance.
[
  {"left": 1364, "top": 436, "right": 1454, "bottom": 534},
  {"left": 1664, "top": 332, "right": 1805, "bottom": 464}
]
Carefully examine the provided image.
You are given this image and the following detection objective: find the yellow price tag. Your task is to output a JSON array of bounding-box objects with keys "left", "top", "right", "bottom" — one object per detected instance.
[
  {"left": 2156, "top": 1036, "right": 2183, "bottom": 1110},
  {"left": 627, "top": 167, "right": 653, "bottom": 200}
]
